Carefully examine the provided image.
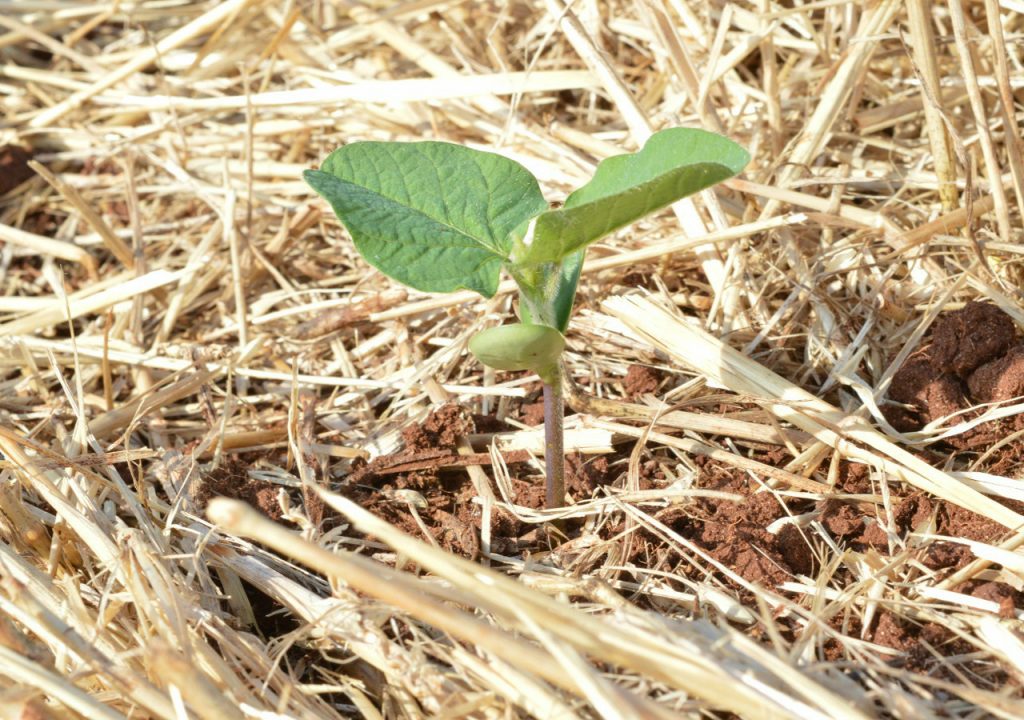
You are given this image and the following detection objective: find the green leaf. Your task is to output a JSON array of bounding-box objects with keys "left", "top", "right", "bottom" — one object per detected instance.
[
  {"left": 515, "top": 128, "right": 749, "bottom": 265},
  {"left": 304, "top": 141, "right": 548, "bottom": 297}
]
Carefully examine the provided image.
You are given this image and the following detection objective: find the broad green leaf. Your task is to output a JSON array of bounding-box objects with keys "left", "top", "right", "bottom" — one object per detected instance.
[
  {"left": 304, "top": 141, "right": 548, "bottom": 297},
  {"left": 515, "top": 128, "right": 749, "bottom": 265}
]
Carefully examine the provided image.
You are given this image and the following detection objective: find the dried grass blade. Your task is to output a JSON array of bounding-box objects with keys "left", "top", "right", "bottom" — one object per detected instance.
[
  {"left": 0, "top": 222, "right": 97, "bottom": 277},
  {"left": 29, "top": 0, "right": 259, "bottom": 127},
  {"left": 0, "top": 269, "right": 183, "bottom": 337},
  {"left": 206, "top": 498, "right": 652, "bottom": 713},
  {"left": 0, "top": 645, "right": 127, "bottom": 720},
  {"left": 314, "top": 489, "right": 865, "bottom": 719}
]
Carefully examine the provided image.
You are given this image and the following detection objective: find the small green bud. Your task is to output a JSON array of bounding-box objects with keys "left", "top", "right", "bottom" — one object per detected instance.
[{"left": 469, "top": 323, "right": 565, "bottom": 382}]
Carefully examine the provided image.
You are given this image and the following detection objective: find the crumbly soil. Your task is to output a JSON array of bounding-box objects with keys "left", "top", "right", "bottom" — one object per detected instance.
[
  {"left": 885, "top": 301, "right": 1024, "bottom": 474},
  {"left": 336, "top": 405, "right": 618, "bottom": 557},
  {"left": 190, "top": 305, "right": 1024, "bottom": 691},
  {"left": 0, "top": 144, "right": 33, "bottom": 195},
  {"left": 193, "top": 404, "right": 616, "bottom": 559},
  {"left": 622, "top": 364, "right": 666, "bottom": 399},
  {"left": 193, "top": 455, "right": 288, "bottom": 522}
]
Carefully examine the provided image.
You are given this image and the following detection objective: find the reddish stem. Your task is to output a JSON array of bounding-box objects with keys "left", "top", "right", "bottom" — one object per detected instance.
[{"left": 543, "top": 379, "right": 565, "bottom": 509}]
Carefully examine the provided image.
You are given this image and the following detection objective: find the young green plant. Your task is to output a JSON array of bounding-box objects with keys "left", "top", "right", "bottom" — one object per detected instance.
[{"left": 304, "top": 128, "right": 749, "bottom": 510}]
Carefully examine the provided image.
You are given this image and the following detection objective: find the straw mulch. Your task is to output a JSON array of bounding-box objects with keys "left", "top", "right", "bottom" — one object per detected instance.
[{"left": 2, "top": 1, "right": 1024, "bottom": 718}]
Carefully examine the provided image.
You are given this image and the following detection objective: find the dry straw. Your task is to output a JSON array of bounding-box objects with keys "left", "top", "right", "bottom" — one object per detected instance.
[{"left": 1, "top": 0, "right": 1023, "bottom": 718}]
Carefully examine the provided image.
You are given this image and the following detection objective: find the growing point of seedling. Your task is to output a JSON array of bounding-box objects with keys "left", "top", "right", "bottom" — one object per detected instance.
[{"left": 304, "top": 128, "right": 749, "bottom": 510}]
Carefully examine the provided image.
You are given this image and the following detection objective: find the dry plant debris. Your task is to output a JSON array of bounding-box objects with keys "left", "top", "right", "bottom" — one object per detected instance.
[{"left": 1, "top": 1, "right": 1024, "bottom": 718}]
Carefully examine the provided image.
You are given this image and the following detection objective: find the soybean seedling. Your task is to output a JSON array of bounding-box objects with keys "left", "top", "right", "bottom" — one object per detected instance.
[{"left": 304, "top": 128, "right": 749, "bottom": 510}]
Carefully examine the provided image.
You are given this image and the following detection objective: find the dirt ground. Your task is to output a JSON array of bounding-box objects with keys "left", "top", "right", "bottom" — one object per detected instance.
[{"left": 192, "top": 302, "right": 1024, "bottom": 689}]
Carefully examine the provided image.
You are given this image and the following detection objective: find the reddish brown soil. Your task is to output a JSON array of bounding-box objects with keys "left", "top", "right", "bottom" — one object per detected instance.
[
  {"left": 967, "top": 580, "right": 1021, "bottom": 619},
  {"left": 621, "top": 455, "right": 797, "bottom": 588},
  {"left": 565, "top": 454, "right": 617, "bottom": 496},
  {"left": 828, "top": 457, "right": 1018, "bottom": 573},
  {"left": 930, "top": 302, "right": 1016, "bottom": 376},
  {"left": 804, "top": 303, "right": 1024, "bottom": 682},
  {"left": 0, "top": 145, "right": 33, "bottom": 195},
  {"left": 189, "top": 403, "right": 615, "bottom": 560},
  {"left": 338, "top": 404, "right": 614, "bottom": 557},
  {"left": 399, "top": 403, "right": 470, "bottom": 450},
  {"left": 968, "top": 345, "right": 1024, "bottom": 404},
  {"left": 193, "top": 333, "right": 1024, "bottom": 687},
  {"left": 596, "top": 440, "right": 1022, "bottom": 688},
  {"left": 867, "top": 603, "right": 1015, "bottom": 686},
  {"left": 886, "top": 301, "right": 1024, "bottom": 474},
  {"left": 519, "top": 400, "right": 546, "bottom": 427},
  {"left": 622, "top": 364, "right": 665, "bottom": 399},
  {"left": 193, "top": 456, "right": 287, "bottom": 522},
  {"left": 511, "top": 379, "right": 577, "bottom": 428},
  {"left": 889, "top": 302, "right": 1020, "bottom": 416}
]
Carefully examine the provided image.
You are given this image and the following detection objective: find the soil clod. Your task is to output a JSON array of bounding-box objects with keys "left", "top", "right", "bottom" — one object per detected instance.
[
  {"left": 887, "top": 303, "right": 1024, "bottom": 477},
  {"left": 930, "top": 302, "right": 1016, "bottom": 378},
  {"left": 194, "top": 456, "right": 286, "bottom": 522},
  {"left": 0, "top": 144, "right": 33, "bottom": 195},
  {"left": 623, "top": 364, "right": 665, "bottom": 399}
]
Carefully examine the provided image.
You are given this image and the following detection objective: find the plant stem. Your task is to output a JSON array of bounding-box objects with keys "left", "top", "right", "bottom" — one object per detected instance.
[{"left": 543, "top": 376, "right": 565, "bottom": 509}]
